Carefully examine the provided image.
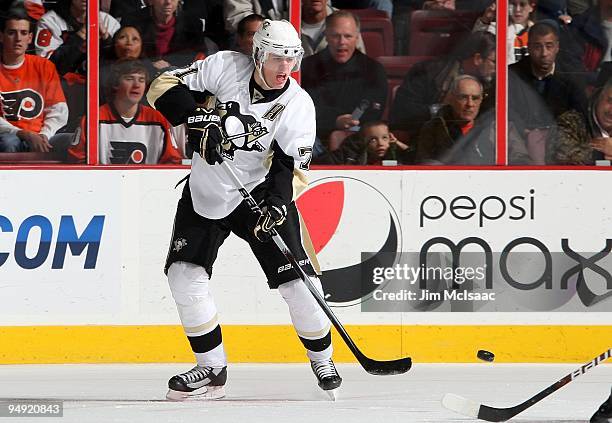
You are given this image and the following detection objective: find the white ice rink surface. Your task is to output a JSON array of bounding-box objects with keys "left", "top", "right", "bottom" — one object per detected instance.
[{"left": 0, "top": 363, "right": 610, "bottom": 422}]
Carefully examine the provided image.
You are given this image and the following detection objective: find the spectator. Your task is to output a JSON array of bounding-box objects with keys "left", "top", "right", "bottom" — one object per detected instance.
[
  {"left": 471, "top": 1, "right": 519, "bottom": 66},
  {"left": 234, "top": 13, "right": 264, "bottom": 55},
  {"left": 315, "top": 120, "right": 412, "bottom": 164},
  {"left": 361, "top": 121, "right": 410, "bottom": 164},
  {"left": 561, "top": 0, "right": 612, "bottom": 80},
  {"left": 101, "top": 25, "right": 156, "bottom": 104},
  {"left": 509, "top": 20, "right": 587, "bottom": 164},
  {"left": 415, "top": 75, "right": 495, "bottom": 164},
  {"left": 0, "top": 7, "right": 69, "bottom": 154},
  {"left": 300, "top": 0, "right": 365, "bottom": 57},
  {"left": 1, "top": 0, "right": 45, "bottom": 55},
  {"left": 509, "top": 0, "right": 535, "bottom": 64},
  {"left": 472, "top": 0, "right": 496, "bottom": 33},
  {"left": 301, "top": 10, "right": 387, "bottom": 153},
  {"left": 122, "top": 0, "right": 219, "bottom": 72},
  {"left": 390, "top": 31, "right": 496, "bottom": 139},
  {"left": 35, "top": 0, "right": 120, "bottom": 73},
  {"left": 553, "top": 78, "right": 612, "bottom": 164},
  {"left": 110, "top": 25, "right": 145, "bottom": 61},
  {"left": 35, "top": 0, "right": 120, "bottom": 131},
  {"left": 416, "top": 75, "right": 529, "bottom": 164},
  {"left": 67, "top": 59, "right": 182, "bottom": 164},
  {"left": 224, "top": 0, "right": 287, "bottom": 33}
]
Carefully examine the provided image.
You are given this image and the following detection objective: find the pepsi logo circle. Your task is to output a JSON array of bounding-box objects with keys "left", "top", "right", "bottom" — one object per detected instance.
[{"left": 297, "top": 177, "right": 403, "bottom": 306}]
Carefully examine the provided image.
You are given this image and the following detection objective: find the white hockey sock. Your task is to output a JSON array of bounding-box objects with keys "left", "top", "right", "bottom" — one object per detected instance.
[
  {"left": 195, "top": 344, "right": 227, "bottom": 368},
  {"left": 167, "top": 261, "right": 227, "bottom": 366},
  {"left": 307, "top": 344, "right": 333, "bottom": 362},
  {"left": 278, "top": 277, "right": 333, "bottom": 361}
]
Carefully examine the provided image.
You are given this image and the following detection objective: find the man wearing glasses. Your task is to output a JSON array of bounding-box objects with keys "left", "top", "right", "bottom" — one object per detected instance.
[{"left": 415, "top": 74, "right": 529, "bottom": 164}]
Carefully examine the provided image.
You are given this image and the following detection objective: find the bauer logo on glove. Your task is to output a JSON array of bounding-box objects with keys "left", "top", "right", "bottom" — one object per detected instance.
[
  {"left": 187, "top": 113, "right": 221, "bottom": 124},
  {"left": 186, "top": 107, "right": 225, "bottom": 165}
]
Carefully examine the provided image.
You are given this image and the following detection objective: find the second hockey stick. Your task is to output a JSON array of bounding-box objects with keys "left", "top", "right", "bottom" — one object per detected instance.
[
  {"left": 220, "top": 160, "right": 412, "bottom": 376},
  {"left": 442, "top": 347, "right": 612, "bottom": 421}
]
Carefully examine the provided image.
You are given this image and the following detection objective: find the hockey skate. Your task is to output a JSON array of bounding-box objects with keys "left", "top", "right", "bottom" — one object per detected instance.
[
  {"left": 591, "top": 390, "right": 612, "bottom": 423},
  {"left": 166, "top": 365, "right": 227, "bottom": 400},
  {"left": 311, "top": 359, "right": 342, "bottom": 401}
]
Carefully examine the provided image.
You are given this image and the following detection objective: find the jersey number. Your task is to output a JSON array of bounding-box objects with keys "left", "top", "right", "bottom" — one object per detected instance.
[
  {"left": 36, "top": 29, "right": 52, "bottom": 47},
  {"left": 298, "top": 147, "right": 312, "bottom": 171}
]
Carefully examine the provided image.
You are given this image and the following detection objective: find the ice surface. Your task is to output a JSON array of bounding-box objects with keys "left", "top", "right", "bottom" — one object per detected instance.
[{"left": 0, "top": 363, "right": 609, "bottom": 422}]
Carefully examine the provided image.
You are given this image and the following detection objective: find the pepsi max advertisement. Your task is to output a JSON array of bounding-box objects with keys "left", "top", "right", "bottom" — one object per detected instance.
[{"left": 296, "top": 174, "right": 612, "bottom": 312}]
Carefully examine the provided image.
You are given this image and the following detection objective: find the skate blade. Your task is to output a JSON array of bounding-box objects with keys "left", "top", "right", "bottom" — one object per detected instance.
[
  {"left": 166, "top": 385, "right": 226, "bottom": 401},
  {"left": 325, "top": 388, "right": 339, "bottom": 401}
]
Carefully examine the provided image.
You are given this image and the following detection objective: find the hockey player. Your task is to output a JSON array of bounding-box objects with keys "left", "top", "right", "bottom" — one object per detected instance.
[{"left": 146, "top": 19, "right": 342, "bottom": 401}]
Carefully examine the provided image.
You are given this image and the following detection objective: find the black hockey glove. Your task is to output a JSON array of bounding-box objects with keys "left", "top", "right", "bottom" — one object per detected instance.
[
  {"left": 253, "top": 200, "right": 288, "bottom": 242},
  {"left": 186, "top": 107, "right": 224, "bottom": 165}
]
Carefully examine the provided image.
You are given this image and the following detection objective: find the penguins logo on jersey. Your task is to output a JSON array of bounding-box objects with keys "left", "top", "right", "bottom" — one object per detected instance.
[
  {"left": 173, "top": 238, "right": 188, "bottom": 252},
  {"left": 216, "top": 100, "right": 268, "bottom": 160},
  {"left": 1, "top": 89, "right": 44, "bottom": 121},
  {"left": 109, "top": 141, "right": 147, "bottom": 164}
]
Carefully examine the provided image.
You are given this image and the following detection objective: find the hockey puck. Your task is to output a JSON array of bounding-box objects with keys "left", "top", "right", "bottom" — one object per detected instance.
[{"left": 477, "top": 349, "right": 495, "bottom": 362}]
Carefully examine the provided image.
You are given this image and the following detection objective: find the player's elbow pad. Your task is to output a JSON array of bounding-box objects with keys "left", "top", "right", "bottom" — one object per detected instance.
[{"left": 150, "top": 84, "right": 197, "bottom": 126}]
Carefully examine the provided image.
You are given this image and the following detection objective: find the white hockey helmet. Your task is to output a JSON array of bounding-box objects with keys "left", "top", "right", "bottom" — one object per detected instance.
[{"left": 252, "top": 19, "right": 304, "bottom": 73}]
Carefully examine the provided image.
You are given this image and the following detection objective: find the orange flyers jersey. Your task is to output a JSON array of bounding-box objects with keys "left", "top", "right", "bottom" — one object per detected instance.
[
  {"left": 0, "top": 54, "right": 66, "bottom": 133},
  {"left": 68, "top": 103, "right": 184, "bottom": 165},
  {"left": 514, "top": 27, "right": 529, "bottom": 63}
]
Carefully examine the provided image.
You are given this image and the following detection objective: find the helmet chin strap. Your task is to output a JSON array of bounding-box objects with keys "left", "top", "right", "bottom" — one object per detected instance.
[{"left": 254, "top": 61, "right": 274, "bottom": 90}]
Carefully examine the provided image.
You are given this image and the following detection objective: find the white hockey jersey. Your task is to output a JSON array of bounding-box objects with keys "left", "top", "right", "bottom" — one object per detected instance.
[
  {"left": 35, "top": 10, "right": 120, "bottom": 59},
  {"left": 148, "top": 51, "right": 316, "bottom": 219}
]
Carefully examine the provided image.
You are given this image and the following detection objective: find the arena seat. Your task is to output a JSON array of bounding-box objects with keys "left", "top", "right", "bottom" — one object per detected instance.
[
  {"left": 359, "top": 17, "right": 394, "bottom": 57},
  {"left": 376, "top": 55, "right": 434, "bottom": 119},
  {"left": 344, "top": 8, "right": 390, "bottom": 19},
  {"left": 344, "top": 9, "right": 394, "bottom": 57}
]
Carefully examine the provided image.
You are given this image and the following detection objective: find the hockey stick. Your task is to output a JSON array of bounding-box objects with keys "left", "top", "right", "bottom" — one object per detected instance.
[
  {"left": 220, "top": 160, "right": 412, "bottom": 376},
  {"left": 442, "top": 347, "right": 612, "bottom": 421}
]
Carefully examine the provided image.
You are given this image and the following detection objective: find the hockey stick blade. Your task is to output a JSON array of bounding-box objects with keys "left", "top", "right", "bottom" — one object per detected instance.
[
  {"left": 442, "top": 348, "right": 612, "bottom": 422},
  {"left": 357, "top": 353, "right": 412, "bottom": 376},
  {"left": 220, "top": 161, "right": 412, "bottom": 376}
]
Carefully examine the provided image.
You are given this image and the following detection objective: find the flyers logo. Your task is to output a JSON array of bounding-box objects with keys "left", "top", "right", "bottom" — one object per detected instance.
[
  {"left": 109, "top": 141, "right": 147, "bottom": 164},
  {"left": 1, "top": 89, "right": 44, "bottom": 121}
]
